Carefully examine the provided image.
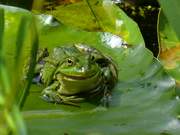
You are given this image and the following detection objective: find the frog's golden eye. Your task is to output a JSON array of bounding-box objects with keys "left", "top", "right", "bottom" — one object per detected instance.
[{"left": 66, "top": 58, "right": 74, "bottom": 66}]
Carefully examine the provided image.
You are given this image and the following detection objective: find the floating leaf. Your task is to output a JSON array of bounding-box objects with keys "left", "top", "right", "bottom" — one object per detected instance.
[
  {"left": 33, "top": 0, "right": 144, "bottom": 46},
  {"left": 158, "top": 0, "right": 180, "bottom": 39},
  {"left": 158, "top": 11, "right": 180, "bottom": 84},
  {"left": 21, "top": 15, "right": 180, "bottom": 135}
]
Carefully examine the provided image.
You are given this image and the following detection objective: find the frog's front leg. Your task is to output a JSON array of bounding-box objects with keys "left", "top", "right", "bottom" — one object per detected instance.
[
  {"left": 41, "top": 82, "right": 82, "bottom": 107},
  {"left": 41, "top": 81, "right": 61, "bottom": 103}
]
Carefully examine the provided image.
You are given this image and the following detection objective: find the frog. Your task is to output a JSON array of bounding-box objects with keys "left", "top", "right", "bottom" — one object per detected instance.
[{"left": 33, "top": 44, "right": 118, "bottom": 106}]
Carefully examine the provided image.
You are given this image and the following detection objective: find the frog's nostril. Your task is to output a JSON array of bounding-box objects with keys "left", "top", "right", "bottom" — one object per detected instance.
[
  {"left": 91, "top": 55, "right": 95, "bottom": 61},
  {"left": 80, "top": 65, "right": 90, "bottom": 72},
  {"left": 81, "top": 67, "right": 85, "bottom": 72}
]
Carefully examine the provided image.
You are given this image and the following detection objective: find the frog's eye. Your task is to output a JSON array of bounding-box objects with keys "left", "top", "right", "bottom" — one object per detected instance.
[{"left": 66, "top": 58, "right": 74, "bottom": 66}]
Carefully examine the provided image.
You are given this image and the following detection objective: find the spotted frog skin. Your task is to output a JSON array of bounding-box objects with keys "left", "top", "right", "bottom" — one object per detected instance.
[{"left": 33, "top": 44, "right": 118, "bottom": 106}]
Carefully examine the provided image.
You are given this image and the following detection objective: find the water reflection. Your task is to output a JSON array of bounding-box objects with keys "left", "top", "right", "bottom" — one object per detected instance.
[{"left": 101, "top": 32, "right": 127, "bottom": 48}]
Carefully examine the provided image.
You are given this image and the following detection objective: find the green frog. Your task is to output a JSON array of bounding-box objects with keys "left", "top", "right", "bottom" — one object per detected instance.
[{"left": 32, "top": 44, "right": 118, "bottom": 106}]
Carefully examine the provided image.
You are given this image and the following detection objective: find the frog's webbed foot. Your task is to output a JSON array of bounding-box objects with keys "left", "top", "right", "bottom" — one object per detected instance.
[
  {"left": 40, "top": 81, "right": 59, "bottom": 103},
  {"left": 100, "top": 89, "right": 112, "bottom": 108},
  {"left": 55, "top": 94, "right": 81, "bottom": 107}
]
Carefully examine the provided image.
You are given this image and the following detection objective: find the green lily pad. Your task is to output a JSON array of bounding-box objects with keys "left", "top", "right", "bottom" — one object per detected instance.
[
  {"left": 33, "top": 0, "right": 144, "bottom": 46},
  {"left": 158, "top": 11, "right": 180, "bottom": 84},
  {"left": 22, "top": 15, "right": 180, "bottom": 135},
  {"left": 158, "top": 0, "right": 180, "bottom": 39}
]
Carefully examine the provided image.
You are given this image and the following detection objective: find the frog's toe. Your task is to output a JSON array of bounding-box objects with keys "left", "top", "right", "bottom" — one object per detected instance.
[
  {"left": 41, "top": 93, "right": 54, "bottom": 103},
  {"left": 41, "top": 94, "right": 49, "bottom": 102},
  {"left": 40, "top": 89, "right": 56, "bottom": 103},
  {"left": 100, "top": 90, "right": 112, "bottom": 107}
]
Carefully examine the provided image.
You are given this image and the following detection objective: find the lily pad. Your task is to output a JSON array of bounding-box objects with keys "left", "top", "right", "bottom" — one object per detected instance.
[
  {"left": 22, "top": 15, "right": 180, "bottom": 135},
  {"left": 158, "top": 0, "right": 180, "bottom": 39},
  {"left": 33, "top": 0, "right": 144, "bottom": 46},
  {"left": 158, "top": 11, "right": 180, "bottom": 85}
]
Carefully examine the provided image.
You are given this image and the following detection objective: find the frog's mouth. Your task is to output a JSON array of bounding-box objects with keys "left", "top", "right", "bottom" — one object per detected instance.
[
  {"left": 62, "top": 71, "right": 99, "bottom": 80},
  {"left": 58, "top": 71, "right": 102, "bottom": 95}
]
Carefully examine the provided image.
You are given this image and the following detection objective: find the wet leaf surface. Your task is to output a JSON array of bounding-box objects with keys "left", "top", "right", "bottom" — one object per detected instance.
[
  {"left": 22, "top": 15, "right": 180, "bottom": 135},
  {"left": 158, "top": 11, "right": 180, "bottom": 84},
  {"left": 34, "top": 0, "right": 144, "bottom": 46}
]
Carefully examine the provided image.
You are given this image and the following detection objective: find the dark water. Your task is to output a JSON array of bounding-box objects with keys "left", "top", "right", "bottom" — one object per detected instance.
[
  {"left": 0, "top": 0, "right": 33, "bottom": 10},
  {"left": 117, "top": 0, "right": 160, "bottom": 57}
]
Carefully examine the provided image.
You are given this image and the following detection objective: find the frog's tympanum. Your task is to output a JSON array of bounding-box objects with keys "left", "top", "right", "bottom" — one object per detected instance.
[{"left": 31, "top": 44, "right": 118, "bottom": 106}]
